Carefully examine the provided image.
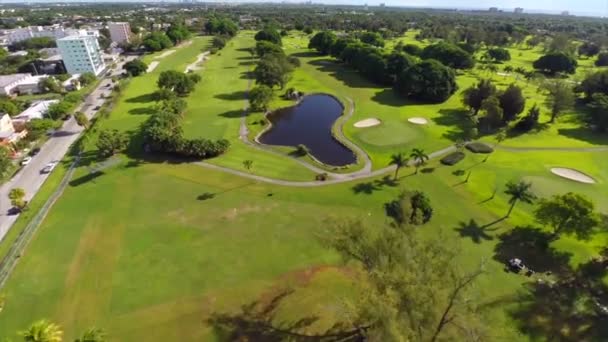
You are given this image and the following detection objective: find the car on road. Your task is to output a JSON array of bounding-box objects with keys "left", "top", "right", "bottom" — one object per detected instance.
[
  {"left": 30, "top": 147, "right": 41, "bottom": 156},
  {"left": 41, "top": 161, "right": 59, "bottom": 174},
  {"left": 94, "top": 105, "right": 101, "bottom": 110},
  {"left": 20, "top": 156, "right": 32, "bottom": 166}
]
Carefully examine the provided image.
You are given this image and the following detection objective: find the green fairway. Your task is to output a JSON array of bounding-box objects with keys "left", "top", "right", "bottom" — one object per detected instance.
[{"left": 1, "top": 28, "right": 607, "bottom": 342}]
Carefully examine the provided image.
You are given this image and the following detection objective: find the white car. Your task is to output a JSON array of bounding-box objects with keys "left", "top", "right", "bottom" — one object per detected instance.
[
  {"left": 20, "top": 156, "right": 32, "bottom": 166},
  {"left": 41, "top": 161, "right": 58, "bottom": 174}
]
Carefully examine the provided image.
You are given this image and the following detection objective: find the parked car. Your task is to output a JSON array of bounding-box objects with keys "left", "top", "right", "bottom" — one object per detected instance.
[
  {"left": 20, "top": 156, "right": 32, "bottom": 166},
  {"left": 7, "top": 207, "right": 21, "bottom": 216},
  {"left": 41, "top": 161, "right": 58, "bottom": 174},
  {"left": 30, "top": 147, "right": 41, "bottom": 156}
]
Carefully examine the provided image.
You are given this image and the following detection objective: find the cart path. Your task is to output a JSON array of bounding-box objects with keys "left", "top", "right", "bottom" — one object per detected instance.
[{"left": 496, "top": 145, "right": 608, "bottom": 152}]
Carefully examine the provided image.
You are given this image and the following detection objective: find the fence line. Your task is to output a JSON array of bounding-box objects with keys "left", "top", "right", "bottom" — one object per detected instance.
[{"left": 0, "top": 157, "right": 80, "bottom": 290}]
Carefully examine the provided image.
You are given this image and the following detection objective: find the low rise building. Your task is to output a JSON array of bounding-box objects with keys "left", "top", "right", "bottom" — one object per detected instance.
[
  {"left": 108, "top": 22, "right": 131, "bottom": 44},
  {"left": 0, "top": 114, "right": 26, "bottom": 146},
  {"left": 0, "top": 73, "right": 33, "bottom": 96},
  {"left": 12, "top": 100, "right": 59, "bottom": 123}
]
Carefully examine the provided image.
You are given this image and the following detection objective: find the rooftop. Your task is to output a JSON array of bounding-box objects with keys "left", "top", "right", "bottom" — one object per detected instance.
[
  {"left": 13, "top": 100, "right": 59, "bottom": 122},
  {"left": 0, "top": 73, "right": 30, "bottom": 88}
]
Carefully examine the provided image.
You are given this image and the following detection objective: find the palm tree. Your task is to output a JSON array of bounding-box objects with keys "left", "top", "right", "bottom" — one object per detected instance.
[
  {"left": 20, "top": 320, "right": 63, "bottom": 342},
  {"left": 243, "top": 159, "right": 253, "bottom": 173},
  {"left": 410, "top": 148, "right": 429, "bottom": 174},
  {"left": 75, "top": 328, "right": 106, "bottom": 342},
  {"left": 504, "top": 181, "right": 536, "bottom": 217},
  {"left": 389, "top": 153, "right": 409, "bottom": 180}
]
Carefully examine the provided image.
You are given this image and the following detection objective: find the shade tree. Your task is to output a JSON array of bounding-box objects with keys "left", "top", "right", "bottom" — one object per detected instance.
[
  {"left": 462, "top": 79, "right": 496, "bottom": 115},
  {"left": 535, "top": 192, "right": 601, "bottom": 240},
  {"left": 249, "top": 85, "right": 273, "bottom": 111},
  {"left": 498, "top": 84, "right": 526, "bottom": 122},
  {"left": 504, "top": 180, "right": 536, "bottom": 217},
  {"left": 96, "top": 129, "right": 129, "bottom": 158},
  {"left": 485, "top": 47, "right": 511, "bottom": 62},
  {"left": 395, "top": 59, "right": 457, "bottom": 103},
  {"left": 254, "top": 27, "right": 282, "bottom": 45},
  {"left": 308, "top": 31, "right": 336, "bottom": 55},
  {"left": 543, "top": 80, "right": 575, "bottom": 123},
  {"left": 533, "top": 52, "right": 577, "bottom": 75},
  {"left": 123, "top": 59, "right": 147, "bottom": 77},
  {"left": 421, "top": 42, "right": 475, "bottom": 69}
]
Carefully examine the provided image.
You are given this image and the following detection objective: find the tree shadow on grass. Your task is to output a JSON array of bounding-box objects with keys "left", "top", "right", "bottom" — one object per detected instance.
[
  {"left": 128, "top": 107, "right": 155, "bottom": 115},
  {"left": 370, "top": 88, "right": 408, "bottom": 107},
  {"left": 207, "top": 288, "right": 361, "bottom": 342},
  {"left": 239, "top": 60, "right": 256, "bottom": 66},
  {"left": 351, "top": 175, "right": 398, "bottom": 195},
  {"left": 125, "top": 93, "right": 155, "bottom": 103},
  {"left": 69, "top": 171, "right": 103, "bottom": 187},
  {"left": 557, "top": 127, "right": 608, "bottom": 146},
  {"left": 215, "top": 90, "right": 247, "bottom": 101},
  {"left": 432, "top": 109, "right": 471, "bottom": 142},
  {"left": 308, "top": 59, "right": 373, "bottom": 89},
  {"left": 454, "top": 219, "right": 502, "bottom": 244},
  {"left": 240, "top": 70, "right": 254, "bottom": 80},
  {"left": 289, "top": 51, "right": 320, "bottom": 58},
  {"left": 218, "top": 109, "right": 244, "bottom": 118},
  {"left": 493, "top": 225, "right": 572, "bottom": 274},
  {"left": 197, "top": 192, "right": 215, "bottom": 201}
]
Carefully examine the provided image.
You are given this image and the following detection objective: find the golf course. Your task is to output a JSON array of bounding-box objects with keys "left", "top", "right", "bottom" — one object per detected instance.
[{"left": 0, "top": 26, "right": 607, "bottom": 341}]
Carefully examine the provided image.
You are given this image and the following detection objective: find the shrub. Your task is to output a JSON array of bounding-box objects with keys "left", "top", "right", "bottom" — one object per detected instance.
[
  {"left": 315, "top": 173, "right": 328, "bottom": 181},
  {"left": 465, "top": 142, "right": 494, "bottom": 154},
  {"left": 440, "top": 152, "right": 465, "bottom": 165}
]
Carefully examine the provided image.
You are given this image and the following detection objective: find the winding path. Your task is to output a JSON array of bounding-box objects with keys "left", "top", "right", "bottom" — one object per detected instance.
[{"left": 496, "top": 145, "right": 608, "bottom": 152}]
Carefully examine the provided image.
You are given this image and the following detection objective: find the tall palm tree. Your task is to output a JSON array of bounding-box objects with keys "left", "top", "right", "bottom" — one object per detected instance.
[
  {"left": 20, "top": 320, "right": 63, "bottom": 342},
  {"left": 504, "top": 181, "right": 536, "bottom": 217},
  {"left": 389, "top": 153, "right": 409, "bottom": 180},
  {"left": 410, "top": 148, "right": 429, "bottom": 174},
  {"left": 75, "top": 328, "right": 106, "bottom": 342}
]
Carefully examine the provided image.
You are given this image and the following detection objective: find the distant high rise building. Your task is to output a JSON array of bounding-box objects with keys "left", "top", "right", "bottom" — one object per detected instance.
[
  {"left": 514, "top": 7, "right": 524, "bottom": 14},
  {"left": 489, "top": 7, "right": 499, "bottom": 12},
  {"left": 380, "top": 3, "right": 385, "bottom": 7},
  {"left": 561, "top": 11, "right": 570, "bottom": 16},
  {"left": 108, "top": 22, "right": 131, "bottom": 44},
  {"left": 57, "top": 35, "right": 106, "bottom": 76}
]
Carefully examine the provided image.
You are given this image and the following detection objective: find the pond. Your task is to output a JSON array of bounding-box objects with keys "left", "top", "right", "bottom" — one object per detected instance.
[{"left": 258, "top": 94, "right": 356, "bottom": 166}]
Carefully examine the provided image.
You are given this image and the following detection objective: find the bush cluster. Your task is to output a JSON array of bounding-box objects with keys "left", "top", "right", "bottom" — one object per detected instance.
[
  {"left": 465, "top": 142, "right": 494, "bottom": 154},
  {"left": 440, "top": 152, "right": 465, "bottom": 165}
]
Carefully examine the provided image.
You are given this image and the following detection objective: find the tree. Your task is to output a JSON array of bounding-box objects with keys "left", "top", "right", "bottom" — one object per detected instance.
[
  {"left": 480, "top": 96, "right": 503, "bottom": 132},
  {"left": 486, "top": 47, "right": 511, "bottom": 62},
  {"left": 543, "top": 80, "right": 574, "bottom": 123},
  {"left": 410, "top": 190, "right": 433, "bottom": 224},
  {"left": 0, "top": 99, "right": 19, "bottom": 115},
  {"left": 248, "top": 85, "right": 273, "bottom": 111},
  {"left": 359, "top": 31, "right": 384, "bottom": 47},
  {"left": 253, "top": 53, "right": 295, "bottom": 89},
  {"left": 395, "top": 60, "right": 457, "bottom": 103},
  {"left": 504, "top": 180, "right": 536, "bottom": 217},
  {"left": 47, "top": 101, "right": 71, "bottom": 120},
  {"left": 143, "top": 32, "right": 173, "bottom": 52},
  {"left": 461, "top": 79, "right": 496, "bottom": 115},
  {"left": 533, "top": 52, "right": 577, "bottom": 75},
  {"left": 547, "top": 34, "right": 576, "bottom": 55},
  {"left": 0, "top": 147, "right": 11, "bottom": 176},
  {"left": 9, "top": 187, "right": 27, "bottom": 210},
  {"left": 78, "top": 72, "right": 96, "bottom": 86},
  {"left": 579, "top": 70, "right": 608, "bottom": 100},
  {"left": 205, "top": 17, "right": 238, "bottom": 37},
  {"left": 38, "top": 77, "right": 62, "bottom": 93},
  {"left": 308, "top": 31, "right": 336, "bottom": 55},
  {"left": 587, "top": 92, "right": 608, "bottom": 132},
  {"left": 123, "top": 59, "right": 148, "bottom": 77},
  {"left": 74, "top": 328, "right": 106, "bottom": 342},
  {"left": 410, "top": 148, "right": 429, "bottom": 174},
  {"left": 389, "top": 152, "right": 408, "bottom": 180},
  {"left": 96, "top": 129, "right": 128, "bottom": 158},
  {"left": 498, "top": 84, "right": 526, "bottom": 122},
  {"left": 166, "top": 23, "right": 191, "bottom": 44},
  {"left": 243, "top": 159, "right": 253, "bottom": 172},
  {"left": 578, "top": 42, "right": 600, "bottom": 58},
  {"left": 535, "top": 192, "right": 600, "bottom": 240},
  {"left": 317, "top": 219, "right": 485, "bottom": 341},
  {"left": 20, "top": 319, "right": 62, "bottom": 342},
  {"left": 212, "top": 35, "right": 228, "bottom": 49},
  {"left": 421, "top": 42, "right": 475, "bottom": 69},
  {"left": 157, "top": 98, "right": 187, "bottom": 115},
  {"left": 401, "top": 43, "right": 422, "bottom": 56},
  {"left": 254, "top": 28, "right": 282, "bottom": 45},
  {"left": 385, "top": 51, "right": 415, "bottom": 84},
  {"left": 74, "top": 111, "right": 89, "bottom": 128},
  {"left": 157, "top": 70, "right": 196, "bottom": 96},
  {"left": 254, "top": 40, "right": 283, "bottom": 57},
  {"left": 514, "top": 104, "right": 541, "bottom": 133},
  {"left": 595, "top": 52, "right": 608, "bottom": 67}
]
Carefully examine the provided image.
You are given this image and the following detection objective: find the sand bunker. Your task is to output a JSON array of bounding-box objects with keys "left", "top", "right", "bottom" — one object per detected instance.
[
  {"left": 354, "top": 118, "right": 381, "bottom": 128},
  {"left": 408, "top": 117, "right": 428, "bottom": 125},
  {"left": 185, "top": 51, "right": 210, "bottom": 72},
  {"left": 550, "top": 168, "right": 596, "bottom": 184},
  {"left": 146, "top": 61, "right": 159, "bottom": 72},
  {"left": 154, "top": 50, "right": 176, "bottom": 59}
]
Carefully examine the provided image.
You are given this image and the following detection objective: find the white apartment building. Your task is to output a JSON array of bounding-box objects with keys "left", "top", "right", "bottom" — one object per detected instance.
[
  {"left": 7, "top": 25, "right": 99, "bottom": 44},
  {"left": 108, "top": 22, "right": 131, "bottom": 44},
  {"left": 57, "top": 35, "right": 106, "bottom": 76}
]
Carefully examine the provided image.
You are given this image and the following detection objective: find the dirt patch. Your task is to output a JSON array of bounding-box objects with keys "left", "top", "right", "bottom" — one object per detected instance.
[
  {"left": 185, "top": 51, "right": 210, "bottom": 73},
  {"left": 354, "top": 118, "right": 381, "bottom": 128},
  {"left": 147, "top": 61, "right": 159, "bottom": 72},
  {"left": 550, "top": 168, "right": 596, "bottom": 184},
  {"left": 222, "top": 204, "right": 276, "bottom": 220},
  {"left": 408, "top": 117, "right": 428, "bottom": 125}
]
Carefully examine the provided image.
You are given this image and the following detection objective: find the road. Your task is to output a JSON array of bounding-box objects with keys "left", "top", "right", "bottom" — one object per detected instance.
[{"left": 0, "top": 57, "right": 135, "bottom": 242}]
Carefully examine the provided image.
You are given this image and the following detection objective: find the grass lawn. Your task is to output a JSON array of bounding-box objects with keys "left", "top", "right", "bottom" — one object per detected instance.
[{"left": 0, "top": 30, "right": 607, "bottom": 342}]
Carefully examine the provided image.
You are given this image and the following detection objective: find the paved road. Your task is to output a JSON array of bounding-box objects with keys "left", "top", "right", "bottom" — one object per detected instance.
[{"left": 0, "top": 57, "right": 134, "bottom": 242}]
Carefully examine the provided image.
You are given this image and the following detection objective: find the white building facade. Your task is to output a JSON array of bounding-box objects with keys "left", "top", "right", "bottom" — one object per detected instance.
[
  {"left": 6, "top": 26, "right": 99, "bottom": 44},
  {"left": 56, "top": 35, "right": 106, "bottom": 76},
  {"left": 108, "top": 22, "right": 131, "bottom": 44}
]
